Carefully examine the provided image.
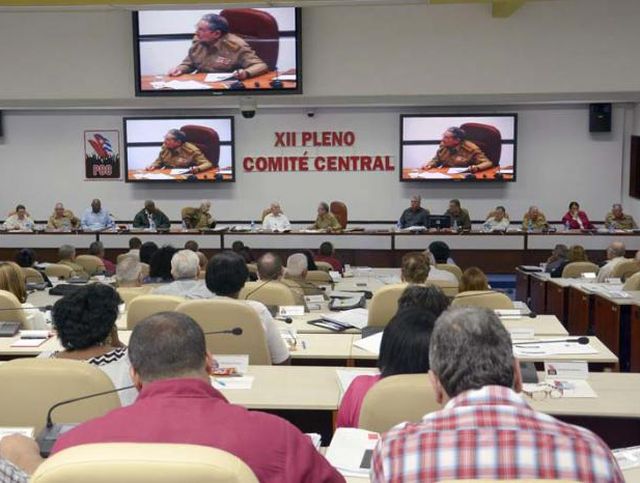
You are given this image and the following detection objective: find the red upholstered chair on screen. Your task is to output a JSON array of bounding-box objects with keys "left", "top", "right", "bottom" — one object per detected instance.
[
  {"left": 459, "top": 122, "right": 502, "bottom": 166},
  {"left": 180, "top": 125, "right": 220, "bottom": 168},
  {"left": 330, "top": 201, "right": 348, "bottom": 229},
  {"left": 220, "top": 8, "right": 280, "bottom": 71}
]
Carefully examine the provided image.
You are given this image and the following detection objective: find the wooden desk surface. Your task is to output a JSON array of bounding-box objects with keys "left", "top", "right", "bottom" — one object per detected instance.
[
  {"left": 401, "top": 165, "right": 513, "bottom": 181},
  {"left": 127, "top": 167, "right": 232, "bottom": 182},
  {"left": 140, "top": 70, "right": 297, "bottom": 91}
]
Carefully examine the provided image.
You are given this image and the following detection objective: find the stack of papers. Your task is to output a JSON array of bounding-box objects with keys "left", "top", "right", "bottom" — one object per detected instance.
[
  {"left": 212, "top": 354, "right": 249, "bottom": 376},
  {"left": 204, "top": 73, "right": 235, "bottom": 82},
  {"left": 155, "top": 80, "right": 212, "bottom": 90},
  {"left": 306, "top": 433, "right": 322, "bottom": 450},
  {"left": 133, "top": 173, "right": 174, "bottom": 180},
  {"left": 523, "top": 380, "right": 597, "bottom": 398},
  {"left": 325, "top": 427, "right": 380, "bottom": 477},
  {"left": 169, "top": 168, "right": 191, "bottom": 175},
  {"left": 352, "top": 331, "right": 383, "bottom": 355},
  {"left": 407, "top": 171, "right": 451, "bottom": 180},
  {"left": 513, "top": 340, "right": 598, "bottom": 357},
  {"left": 211, "top": 376, "right": 254, "bottom": 390},
  {"left": 447, "top": 167, "right": 470, "bottom": 174},
  {"left": 613, "top": 445, "right": 640, "bottom": 470},
  {"left": 321, "top": 308, "right": 369, "bottom": 330}
]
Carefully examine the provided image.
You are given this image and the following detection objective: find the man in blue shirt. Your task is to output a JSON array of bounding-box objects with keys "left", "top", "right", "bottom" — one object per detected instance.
[{"left": 81, "top": 199, "right": 114, "bottom": 231}]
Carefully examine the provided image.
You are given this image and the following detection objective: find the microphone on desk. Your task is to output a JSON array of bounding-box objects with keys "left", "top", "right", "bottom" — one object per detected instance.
[
  {"left": 513, "top": 336, "right": 589, "bottom": 346},
  {"left": 203, "top": 327, "right": 243, "bottom": 336},
  {"left": 528, "top": 311, "right": 538, "bottom": 318},
  {"left": 0, "top": 305, "right": 52, "bottom": 312},
  {"left": 37, "top": 384, "right": 136, "bottom": 457},
  {"left": 275, "top": 316, "right": 293, "bottom": 324}
]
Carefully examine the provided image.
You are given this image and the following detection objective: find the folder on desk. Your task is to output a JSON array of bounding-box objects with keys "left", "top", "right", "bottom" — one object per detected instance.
[{"left": 325, "top": 427, "right": 380, "bottom": 477}]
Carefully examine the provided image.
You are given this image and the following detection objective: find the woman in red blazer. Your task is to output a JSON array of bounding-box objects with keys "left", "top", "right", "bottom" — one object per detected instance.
[{"left": 561, "top": 201, "right": 594, "bottom": 229}]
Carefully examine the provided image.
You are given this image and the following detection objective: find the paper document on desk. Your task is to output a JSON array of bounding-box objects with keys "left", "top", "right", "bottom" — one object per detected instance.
[
  {"left": 0, "top": 427, "right": 34, "bottom": 440},
  {"left": 306, "top": 433, "right": 322, "bottom": 451},
  {"left": 408, "top": 171, "right": 451, "bottom": 179},
  {"left": 352, "top": 331, "right": 383, "bottom": 355},
  {"left": 325, "top": 427, "right": 380, "bottom": 477},
  {"left": 212, "top": 355, "right": 249, "bottom": 376},
  {"left": 211, "top": 375, "right": 254, "bottom": 390},
  {"left": 163, "top": 80, "right": 211, "bottom": 90},
  {"left": 523, "top": 379, "right": 596, "bottom": 398},
  {"left": 613, "top": 445, "right": 640, "bottom": 470},
  {"left": 447, "top": 167, "right": 470, "bottom": 174},
  {"left": 10, "top": 338, "right": 49, "bottom": 347},
  {"left": 322, "top": 308, "right": 368, "bottom": 329},
  {"left": 169, "top": 168, "right": 191, "bottom": 175},
  {"left": 496, "top": 309, "right": 523, "bottom": 319},
  {"left": 328, "top": 290, "right": 365, "bottom": 299},
  {"left": 513, "top": 340, "right": 598, "bottom": 357},
  {"left": 273, "top": 74, "right": 297, "bottom": 82},
  {"left": 204, "top": 73, "right": 235, "bottom": 82},
  {"left": 133, "top": 173, "right": 175, "bottom": 180}
]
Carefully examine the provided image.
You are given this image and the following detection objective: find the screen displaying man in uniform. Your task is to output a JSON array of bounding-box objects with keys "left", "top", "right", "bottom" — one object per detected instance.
[
  {"left": 421, "top": 127, "right": 492, "bottom": 173},
  {"left": 400, "top": 114, "right": 517, "bottom": 182},
  {"left": 147, "top": 129, "right": 213, "bottom": 174},
  {"left": 124, "top": 117, "right": 234, "bottom": 183},
  {"left": 167, "top": 14, "right": 267, "bottom": 80}
]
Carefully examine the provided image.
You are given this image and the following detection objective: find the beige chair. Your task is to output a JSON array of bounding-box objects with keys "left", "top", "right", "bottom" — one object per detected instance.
[
  {"left": 117, "top": 286, "right": 153, "bottom": 309},
  {"left": 22, "top": 266, "right": 45, "bottom": 283},
  {"left": 358, "top": 373, "right": 439, "bottom": 433},
  {"left": 176, "top": 299, "right": 271, "bottom": 365},
  {"left": 315, "top": 261, "right": 333, "bottom": 272},
  {"left": 306, "top": 270, "right": 333, "bottom": 285},
  {"left": 436, "top": 263, "right": 463, "bottom": 282},
  {"left": 623, "top": 271, "right": 640, "bottom": 291},
  {"left": 75, "top": 254, "right": 106, "bottom": 276},
  {"left": 45, "top": 263, "right": 74, "bottom": 280},
  {"left": 31, "top": 444, "right": 259, "bottom": 483},
  {"left": 239, "top": 281, "right": 298, "bottom": 306},
  {"left": 611, "top": 259, "right": 640, "bottom": 280},
  {"left": 126, "top": 294, "right": 185, "bottom": 330},
  {"left": 561, "top": 261, "right": 600, "bottom": 278},
  {"left": 0, "top": 358, "right": 120, "bottom": 434},
  {"left": 451, "top": 290, "right": 514, "bottom": 310},
  {"left": 427, "top": 279, "right": 459, "bottom": 297},
  {"left": 247, "top": 263, "right": 258, "bottom": 276},
  {"left": 367, "top": 283, "right": 408, "bottom": 327},
  {"left": 0, "top": 289, "right": 28, "bottom": 328}
]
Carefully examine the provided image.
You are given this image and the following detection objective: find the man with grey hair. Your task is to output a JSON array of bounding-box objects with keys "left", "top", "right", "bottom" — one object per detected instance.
[
  {"left": 168, "top": 13, "right": 268, "bottom": 80},
  {"left": 605, "top": 203, "right": 637, "bottom": 230},
  {"left": 47, "top": 202, "right": 80, "bottom": 231},
  {"left": 372, "top": 307, "right": 623, "bottom": 482},
  {"left": 152, "top": 250, "right": 212, "bottom": 299},
  {"left": 116, "top": 255, "right": 142, "bottom": 287},
  {"left": 57, "top": 244, "right": 88, "bottom": 278},
  {"left": 544, "top": 243, "right": 568, "bottom": 277},
  {"left": 422, "top": 126, "right": 493, "bottom": 173},
  {"left": 310, "top": 202, "right": 342, "bottom": 231},
  {"left": 147, "top": 130, "right": 213, "bottom": 174},
  {"left": 398, "top": 195, "right": 430, "bottom": 229},
  {"left": 597, "top": 241, "right": 627, "bottom": 282},
  {"left": 284, "top": 253, "right": 325, "bottom": 297},
  {"left": 262, "top": 202, "right": 291, "bottom": 232},
  {"left": 257, "top": 253, "right": 307, "bottom": 307},
  {"left": 181, "top": 200, "right": 216, "bottom": 229},
  {"left": 522, "top": 205, "right": 548, "bottom": 231}
]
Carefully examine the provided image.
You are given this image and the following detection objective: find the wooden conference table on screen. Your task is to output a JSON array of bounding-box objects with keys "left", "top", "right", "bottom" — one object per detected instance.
[
  {"left": 402, "top": 165, "right": 514, "bottom": 181},
  {"left": 126, "top": 167, "right": 232, "bottom": 182},
  {"left": 140, "top": 70, "right": 297, "bottom": 91},
  {"left": 3, "top": 229, "right": 640, "bottom": 274},
  {"left": 515, "top": 269, "right": 640, "bottom": 372}
]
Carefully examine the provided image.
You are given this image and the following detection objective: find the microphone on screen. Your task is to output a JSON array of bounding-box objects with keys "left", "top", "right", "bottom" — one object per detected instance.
[
  {"left": 513, "top": 337, "right": 589, "bottom": 346},
  {"left": 37, "top": 385, "right": 136, "bottom": 457},
  {"left": 203, "top": 327, "right": 243, "bottom": 336}
]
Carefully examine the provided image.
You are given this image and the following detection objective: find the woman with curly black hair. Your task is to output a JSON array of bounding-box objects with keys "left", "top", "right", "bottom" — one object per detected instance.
[
  {"left": 39, "top": 283, "right": 137, "bottom": 406},
  {"left": 144, "top": 245, "right": 176, "bottom": 284}
]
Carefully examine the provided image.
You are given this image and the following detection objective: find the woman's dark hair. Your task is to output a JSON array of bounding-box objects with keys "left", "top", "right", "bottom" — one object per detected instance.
[
  {"left": 428, "top": 241, "right": 451, "bottom": 264},
  {"left": 149, "top": 245, "right": 177, "bottom": 281},
  {"left": 569, "top": 201, "right": 579, "bottom": 210},
  {"left": 397, "top": 285, "right": 450, "bottom": 316},
  {"left": 378, "top": 308, "right": 437, "bottom": 378},
  {"left": 205, "top": 251, "right": 249, "bottom": 296},
  {"left": 303, "top": 250, "right": 318, "bottom": 271},
  {"left": 15, "top": 248, "right": 36, "bottom": 268},
  {"left": 139, "top": 241, "right": 159, "bottom": 265},
  {"left": 52, "top": 283, "right": 122, "bottom": 350}
]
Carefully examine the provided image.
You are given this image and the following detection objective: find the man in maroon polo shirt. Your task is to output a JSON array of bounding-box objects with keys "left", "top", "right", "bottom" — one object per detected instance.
[{"left": 0, "top": 312, "right": 344, "bottom": 483}]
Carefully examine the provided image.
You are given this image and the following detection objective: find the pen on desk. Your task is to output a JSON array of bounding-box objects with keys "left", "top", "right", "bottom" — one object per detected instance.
[
  {"left": 216, "top": 379, "right": 226, "bottom": 387},
  {"left": 301, "top": 340, "right": 307, "bottom": 350}
]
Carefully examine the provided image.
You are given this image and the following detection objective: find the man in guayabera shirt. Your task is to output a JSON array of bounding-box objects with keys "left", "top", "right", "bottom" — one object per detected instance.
[{"left": 168, "top": 13, "right": 268, "bottom": 81}]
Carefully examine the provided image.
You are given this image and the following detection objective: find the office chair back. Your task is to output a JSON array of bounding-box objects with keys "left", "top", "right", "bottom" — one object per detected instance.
[
  {"left": 451, "top": 290, "right": 514, "bottom": 310},
  {"left": 31, "top": 444, "right": 259, "bottom": 483},
  {"left": 459, "top": 122, "right": 502, "bottom": 166},
  {"left": 611, "top": 259, "right": 640, "bottom": 280},
  {"left": 239, "top": 281, "right": 298, "bottom": 306},
  {"left": 220, "top": 8, "right": 280, "bottom": 70},
  {"left": 435, "top": 263, "right": 463, "bottom": 282},
  {"left": 126, "top": 294, "right": 185, "bottom": 330},
  {"left": 0, "top": 289, "right": 28, "bottom": 327},
  {"left": 45, "top": 264, "right": 74, "bottom": 280},
  {"left": 330, "top": 201, "right": 348, "bottom": 229},
  {"left": 561, "top": 261, "right": 600, "bottom": 278},
  {"left": 75, "top": 255, "right": 106, "bottom": 276},
  {"left": 367, "top": 283, "right": 408, "bottom": 327},
  {"left": 117, "top": 286, "right": 153, "bottom": 309},
  {"left": 22, "top": 267, "right": 45, "bottom": 283},
  {"left": 180, "top": 125, "right": 220, "bottom": 168}
]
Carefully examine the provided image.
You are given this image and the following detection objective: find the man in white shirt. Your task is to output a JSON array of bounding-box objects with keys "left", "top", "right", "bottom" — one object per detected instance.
[
  {"left": 152, "top": 250, "right": 212, "bottom": 299},
  {"left": 597, "top": 241, "right": 627, "bottom": 282},
  {"left": 205, "top": 251, "right": 290, "bottom": 365},
  {"left": 3, "top": 205, "right": 34, "bottom": 231},
  {"left": 262, "top": 202, "right": 291, "bottom": 231},
  {"left": 483, "top": 205, "right": 510, "bottom": 231},
  {"left": 124, "top": 237, "right": 142, "bottom": 260}
]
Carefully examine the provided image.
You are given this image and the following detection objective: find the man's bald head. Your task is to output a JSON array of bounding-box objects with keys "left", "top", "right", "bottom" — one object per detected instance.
[
  {"left": 607, "top": 241, "right": 626, "bottom": 260},
  {"left": 257, "top": 252, "right": 283, "bottom": 281}
]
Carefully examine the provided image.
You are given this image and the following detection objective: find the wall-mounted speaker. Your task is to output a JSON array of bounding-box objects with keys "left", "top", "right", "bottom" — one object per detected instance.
[{"left": 589, "top": 103, "right": 612, "bottom": 132}]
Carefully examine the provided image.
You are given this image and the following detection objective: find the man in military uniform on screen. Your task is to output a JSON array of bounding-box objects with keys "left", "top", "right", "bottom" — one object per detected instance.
[
  {"left": 146, "top": 129, "right": 213, "bottom": 174},
  {"left": 422, "top": 127, "right": 493, "bottom": 173},
  {"left": 168, "top": 13, "right": 268, "bottom": 80}
]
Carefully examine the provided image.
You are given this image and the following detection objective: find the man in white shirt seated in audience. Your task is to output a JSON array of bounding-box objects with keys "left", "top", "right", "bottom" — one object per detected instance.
[
  {"left": 152, "top": 250, "right": 211, "bottom": 299},
  {"left": 597, "top": 241, "right": 627, "bottom": 282},
  {"left": 372, "top": 307, "right": 623, "bottom": 482},
  {"left": 206, "top": 252, "right": 290, "bottom": 365},
  {"left": 262, "top": 202, "right": 291, "bottom": 232},
  {"left": 424, "top": 243, "right": 458, "bottom": 284},
  {"left": 115, "top": 255, "right": 143, "bottom": 288},
  {"left": 124, "top": 237, "right": 142, "bottom": 260}
]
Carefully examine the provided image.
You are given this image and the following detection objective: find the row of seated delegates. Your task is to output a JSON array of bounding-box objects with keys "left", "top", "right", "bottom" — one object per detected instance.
[
  {"left": 544, "top": 244, "right": 590, "bottom": 278},
  {"left": 370, "top": 307, "right": 623, "bottom": 481},
  {"left": 38, "top": 284, "right": 137, "bottom": 406},
  {"left": 121, "top": 248, "right": 289, "bottom": 365},
  {"left": 337, "top": 286, "right": 451, "bottom": 428},
  {"left": 0, "top": 261, "right": 47, "bottom": 329},
  {"left": 0, "top": 313, "right": 342, "bottom": 483},
  {"left": 399, "top": 197, "right": 472, "bottom": 230}
]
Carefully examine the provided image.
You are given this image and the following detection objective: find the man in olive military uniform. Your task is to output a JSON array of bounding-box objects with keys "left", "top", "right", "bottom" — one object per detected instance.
[
  {"left": 422, "top": 127, "right": 493, "bottom": 173},
  {"left": 311, "top": 202, "right": 342, "bottom": 232},
  {"left": 168, "top": 13, "right": 268, "bottom": 80},
  {"left": 47, "top": 202, "right": 80, "bottom": 231},
  {"left": 146, "top": 129, "right": 213, "bottom": 174},
  {"left": 181, "top": 201, "right": 216, "bottom": 229},
  {"left": 605, "top": 203, "right": 638, "bottom": 230}
]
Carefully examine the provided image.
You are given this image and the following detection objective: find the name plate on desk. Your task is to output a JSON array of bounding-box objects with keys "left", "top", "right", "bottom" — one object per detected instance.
[
  {"left": 509, "top": 327, "right": 535, "bottom": 339},
  {"left": 279, "top": 305, "right": 305, "bottom": 317}
]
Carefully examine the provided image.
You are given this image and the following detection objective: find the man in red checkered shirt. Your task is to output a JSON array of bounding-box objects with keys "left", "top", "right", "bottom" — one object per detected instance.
[{"left": 372, "top": 307, "right": 624, "bottom": 483}]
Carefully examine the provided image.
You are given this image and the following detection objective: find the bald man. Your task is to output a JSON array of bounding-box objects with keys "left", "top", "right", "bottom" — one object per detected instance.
[{"left": 597, "top": 241, "right": 627, "bottom": 282}]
